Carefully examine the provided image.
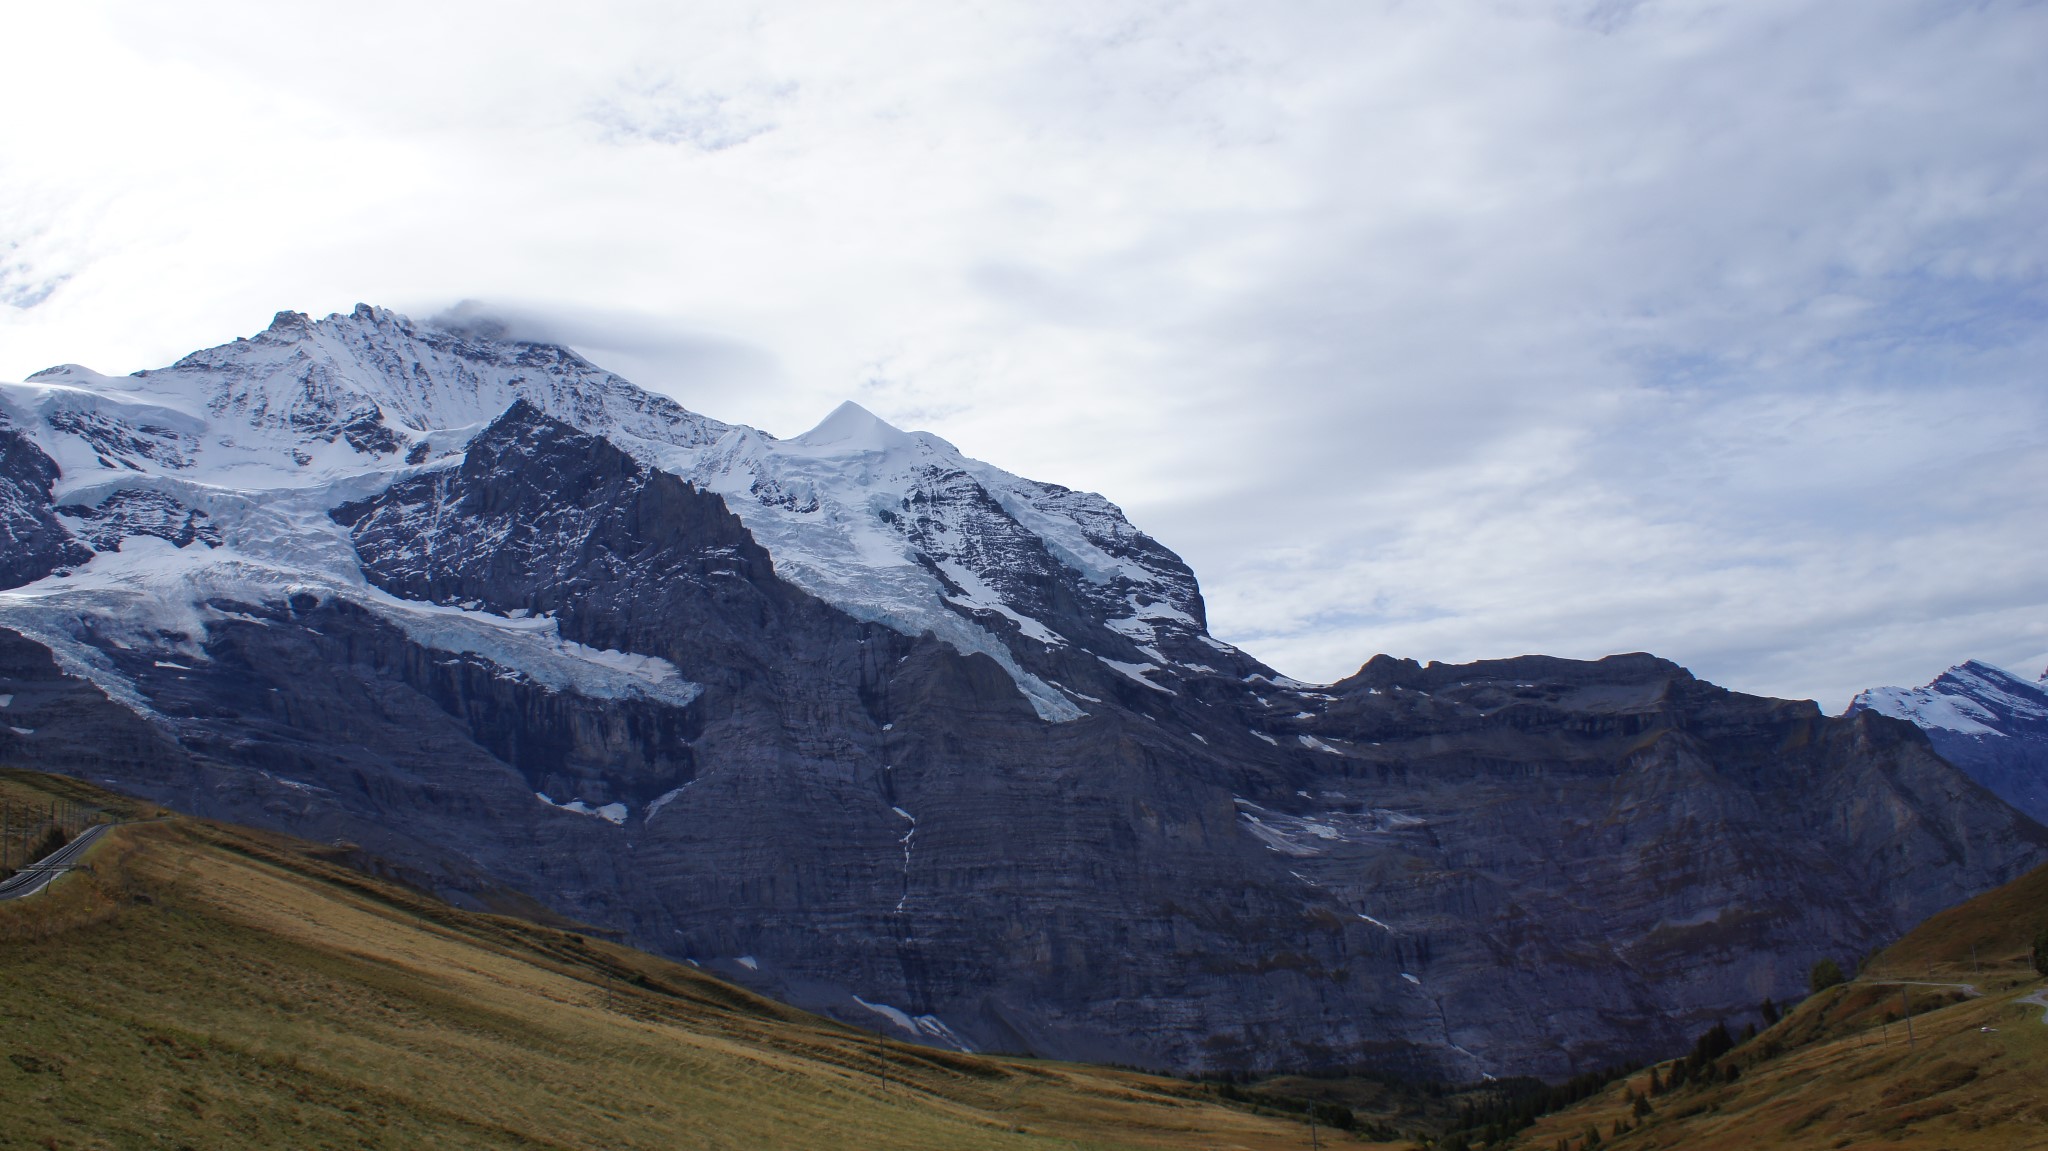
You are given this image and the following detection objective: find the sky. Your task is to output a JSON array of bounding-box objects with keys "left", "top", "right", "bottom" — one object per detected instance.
[{"left": 2, "top": 1, "right": 2044, "bottom": 709}]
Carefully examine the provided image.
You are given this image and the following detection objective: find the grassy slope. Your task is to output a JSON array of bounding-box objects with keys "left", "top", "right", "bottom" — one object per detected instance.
[
  {"left": 1512, "top": 861, "right": 2048, "bottom": 1150},
  {"left": 0, "top": 771, "right": 1380, "bottom": 1151}
]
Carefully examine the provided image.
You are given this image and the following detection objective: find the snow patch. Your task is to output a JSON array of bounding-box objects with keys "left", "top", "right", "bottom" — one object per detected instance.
[
  {"left": 536, "top": 793, "right": 629, "bottom": 825},
  {"left": 1233, "top": 798, "right": 1429, "bottom": 855},
  {"left": 937, "top": 559, "right": 1067, "bottom": 647},
  {"left": 646, "top": 781, "right": 696, "bottom": 823},
  {"left": 1098, "top": 657, "right": 1175, "bottom": 694},
  {"left": 368, "top": 593, "right": 703, "bottom": 709},
  {"left": 851, "top": 996, "right": 976, "bottom": 1052}
]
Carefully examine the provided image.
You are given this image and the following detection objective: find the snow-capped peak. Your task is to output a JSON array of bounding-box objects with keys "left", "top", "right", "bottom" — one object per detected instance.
[
  {"left": 3, "top": 305, "right": 1223, "bottom": 725},
  {"left": 1849, "top": 659, "right": 2048, "bottom": 737},
  {"left": 791, "top": 400, "right": 921, "bottom": 455},
  {"left": 14, "top": 303, "right": 728, "bottom": 495}
]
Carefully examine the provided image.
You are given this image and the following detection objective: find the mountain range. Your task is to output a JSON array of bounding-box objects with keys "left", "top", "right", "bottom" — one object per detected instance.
[{"left": 1, "top": 305, "right": 2041, "bottom": 1079}]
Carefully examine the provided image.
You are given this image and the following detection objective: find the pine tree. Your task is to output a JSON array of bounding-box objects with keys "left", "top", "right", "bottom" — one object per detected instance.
[
  {"left": 1760, "top": 996, "right": 1780, "bottom": 1025},
  {"left": 2033, "top": 926, "right": 2048, "bottom": 978},
  {"left": 1809, "top": 958, "right": 1846, "bottom": 994}
]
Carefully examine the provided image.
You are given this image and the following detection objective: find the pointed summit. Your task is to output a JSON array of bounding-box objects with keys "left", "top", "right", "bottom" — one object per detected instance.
[{"left": 791, "top": 400, "right": 916, "bottom": 454}]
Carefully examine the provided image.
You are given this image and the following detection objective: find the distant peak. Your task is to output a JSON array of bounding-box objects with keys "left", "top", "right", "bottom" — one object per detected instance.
[
  {"left": 792, "top": 400, "right": 916, "bottom": 453},
  {"left": 1947, "top": 660, "right": 2039, "bottom": 689},
  {"left": 267, "top": 310, "right": 314, "bottom": 335}
]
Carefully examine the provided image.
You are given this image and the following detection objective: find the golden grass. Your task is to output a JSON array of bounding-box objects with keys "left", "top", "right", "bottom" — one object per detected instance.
[
  {"left": 0, "top": 772, "right": 1399, "bottom": 1151},
  {"left": 1512, "top": 988, "right": 2048, "bottom": 1150}
]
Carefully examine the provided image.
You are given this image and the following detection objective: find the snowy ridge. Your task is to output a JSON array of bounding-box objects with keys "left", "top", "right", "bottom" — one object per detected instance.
[
  {"left": 1850, "top": 660, "right": 2048, "bottom": 737},
  {"left": 5, "top": 306, "right": 1218, "bottom": 722}
]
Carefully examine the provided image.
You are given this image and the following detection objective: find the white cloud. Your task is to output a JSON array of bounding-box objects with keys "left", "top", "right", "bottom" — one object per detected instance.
[{"left": 1, "top": 0, "right": 2043, "bottom": 708}]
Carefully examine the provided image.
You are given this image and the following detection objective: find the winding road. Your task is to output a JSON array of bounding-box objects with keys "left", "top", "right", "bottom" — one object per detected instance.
[{"left": 0, "top": 823, "right": 111, "bottom": 901}]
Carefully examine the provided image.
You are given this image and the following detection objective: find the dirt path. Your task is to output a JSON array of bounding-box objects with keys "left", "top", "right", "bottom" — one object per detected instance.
[{"left": 1865, "top": 979, "right": 1983, "bottom": 998}]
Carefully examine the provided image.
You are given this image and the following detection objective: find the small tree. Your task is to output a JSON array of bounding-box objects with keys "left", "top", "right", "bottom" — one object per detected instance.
[
  {"left": 1809, "top": 958, "right": 1846, "bottom": 994},
  {"left": 1632, "top": 1093, "right": 1653, "bottom": 1118},
  {"left": 1759, "top": 997, "right": 1780, "bottom": 1025},
  {"left": 2033, "top": 926, "right": 2048, "bottom": 978}
]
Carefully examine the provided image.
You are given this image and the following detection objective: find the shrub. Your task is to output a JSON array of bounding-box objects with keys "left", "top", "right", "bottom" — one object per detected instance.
[
  {"left": 1310, "top": 1102, "right": 1355, "bottom": 1131},
  {"left": 1809, "top": 958, "right": 1846, "bottom": 994}
]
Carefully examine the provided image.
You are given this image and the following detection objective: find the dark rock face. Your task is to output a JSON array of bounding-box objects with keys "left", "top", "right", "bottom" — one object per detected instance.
[
  {"left": 0, "top": 419, "right": 90, "bottom": 589},
  {"left": 57, "top": 489, "right": 221, "bottom": 552},
  {"left": 1849, "top": 661, "right": 2048, "bottom": 825},
  {"left": 1248, "top": 654, "right": 2047, "bottom": 1069},
  {"left": 42, "top": 407, "right": 197, "bottom": 471},
  {"left": 3, "top": 308, "right": 2044, "bottom": 1082}
]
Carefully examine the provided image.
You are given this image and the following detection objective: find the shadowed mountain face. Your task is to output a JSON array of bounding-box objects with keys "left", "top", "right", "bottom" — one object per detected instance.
[
  {"left": 1, "top": 308, "right": 2042, "bottom": 1079},
  {"left": 1850, "top": 660, "right": 2048, "bottom": 826}
]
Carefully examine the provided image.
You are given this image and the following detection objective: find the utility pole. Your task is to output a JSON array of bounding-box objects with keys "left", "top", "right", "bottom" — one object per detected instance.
[
  {"left": 1902, "top": 992, "right": 1914, "bottom": 1049},
  {"left": 1309, "top": 1107, "right": 1321, "bottom": 1150}
]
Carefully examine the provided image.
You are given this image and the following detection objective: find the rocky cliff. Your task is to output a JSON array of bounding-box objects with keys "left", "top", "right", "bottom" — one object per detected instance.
[{"left": 1, "top": 306, "right": 2041, "bottom": 1079}]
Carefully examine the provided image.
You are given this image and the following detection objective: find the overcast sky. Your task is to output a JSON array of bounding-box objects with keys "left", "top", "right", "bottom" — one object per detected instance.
[{"left": 3, "top": 1, "right": 2044, "bottom": 708}]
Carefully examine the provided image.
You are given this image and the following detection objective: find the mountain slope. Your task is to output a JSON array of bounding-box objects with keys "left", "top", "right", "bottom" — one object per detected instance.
[
  {"left": 0, "top": 305, "right": 2041, "bottom": 1079},
  {"left": 1849, "top": 660, "right": 2048, "bottom": 824},
  {"left": 1510, "top": 860, "right": 2048, "bottom": 1150},
  {"left": 0, "top": 770, "right": 1334, "bottom": 1151}
]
